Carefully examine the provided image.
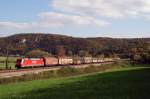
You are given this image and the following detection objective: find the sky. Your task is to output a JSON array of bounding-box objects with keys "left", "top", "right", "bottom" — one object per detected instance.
[{"left": 0, "top": 0, "right": 150, "bottom": 38}]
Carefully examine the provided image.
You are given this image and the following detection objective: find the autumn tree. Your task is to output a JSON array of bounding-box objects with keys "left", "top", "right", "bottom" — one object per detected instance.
[
  {"left": 129, "top": 42, "right": 150, "bottom": 64},
  {"left": 67, "top": 50, "right": 73, "bottom": 56},
  {"left": 78, "top": 50, "right": 91, "bottom": 57},
  {"left": 25, "top": 49, "right": 49, "bottom": 58},
  {"left": 55, "top": 45, "right": 66, "bottom": 57}
]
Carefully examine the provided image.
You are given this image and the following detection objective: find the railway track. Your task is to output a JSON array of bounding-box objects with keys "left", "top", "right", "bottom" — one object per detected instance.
[
  {"left": 0, "top": 62, "right": 114, "bottom": 78},
  {"left": 0, "top": 66, "right": 61, "bottom": 78},
  {"left": 0, "top": 66, "right": 58, "bottom": 73}
]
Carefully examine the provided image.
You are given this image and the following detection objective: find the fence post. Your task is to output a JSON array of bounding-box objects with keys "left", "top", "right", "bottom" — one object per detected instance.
[{"left": 5, "top": 45, "right": 9, "bottom": 69}]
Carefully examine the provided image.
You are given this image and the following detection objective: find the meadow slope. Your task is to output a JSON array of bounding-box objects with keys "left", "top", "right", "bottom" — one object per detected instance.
[{"left": 0, "top": 66, "right": 150, "bottom": 99}]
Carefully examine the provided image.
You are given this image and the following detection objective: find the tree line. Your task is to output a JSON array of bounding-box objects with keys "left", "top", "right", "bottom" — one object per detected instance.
[{"left": 0, "top": 33, "right": 150, "bottom": 64}]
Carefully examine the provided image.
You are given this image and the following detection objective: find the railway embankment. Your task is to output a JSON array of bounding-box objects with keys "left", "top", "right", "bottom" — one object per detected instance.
[{"left": 0, "top": 62, "right": 125, "bottom": 84}]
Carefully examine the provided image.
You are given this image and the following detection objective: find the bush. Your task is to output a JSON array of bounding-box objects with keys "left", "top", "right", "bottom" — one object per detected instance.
[
  {"left": 57, "top": 66, "right": 80, "bottom": 76},
  {"left": 83, "top": 65, "right": 98, "bottom": 73},
  {"left": 25, "top": 49, "right": 50, "bottom": 58}
]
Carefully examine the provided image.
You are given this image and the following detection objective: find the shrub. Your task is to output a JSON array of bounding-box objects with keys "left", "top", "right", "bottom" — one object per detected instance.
[
  {"left": 25, "top": 49, "right": 50, "bottom": 58},
  {"left": 83, "top": 65, "right": 98, "bottom": 73},
  {"left": 57, "top": 66, "right": 80, "bottom": 76}
]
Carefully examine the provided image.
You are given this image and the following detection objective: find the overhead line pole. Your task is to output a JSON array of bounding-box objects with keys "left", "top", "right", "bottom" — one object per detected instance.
[{"left": 6, "top": 45, "right": 9, "bottom": 69}]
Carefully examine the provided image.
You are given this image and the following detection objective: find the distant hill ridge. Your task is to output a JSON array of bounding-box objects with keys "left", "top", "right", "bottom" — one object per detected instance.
[{"left": 0, "top": 33, "right": 150, "bottom": 57}]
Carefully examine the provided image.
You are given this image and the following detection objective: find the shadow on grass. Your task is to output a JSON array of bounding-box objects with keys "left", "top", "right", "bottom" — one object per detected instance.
[{"left": 6, "top": 68, "right": 150, "bottom": 99}]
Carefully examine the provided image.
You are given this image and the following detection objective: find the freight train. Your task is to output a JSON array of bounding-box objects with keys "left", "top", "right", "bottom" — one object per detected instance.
[{"left": 15, "top": 57, "right": 117, "bottom": 69}]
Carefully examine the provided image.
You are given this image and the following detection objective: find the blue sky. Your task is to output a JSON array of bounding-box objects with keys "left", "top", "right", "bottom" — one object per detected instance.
[
  {"left": 0, "top": 0, "right": 150, "bottom": 38},
  {"left": 0, "top": 0, "right": 50, "bottom": 22}
]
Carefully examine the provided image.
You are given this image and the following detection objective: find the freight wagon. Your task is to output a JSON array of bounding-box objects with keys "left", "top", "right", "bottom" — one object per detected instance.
[
  {"left": 58, "top": 57, "right": 73, "bottom": 65},
  {"left": 44, "top": 57, "right": 58, "bottom": 66},
  {"left": 73, "top": 57, "right": 84, "bottom": 64},
  {"left": 83, "top": 57, "right": 93, "bottom": 64}
]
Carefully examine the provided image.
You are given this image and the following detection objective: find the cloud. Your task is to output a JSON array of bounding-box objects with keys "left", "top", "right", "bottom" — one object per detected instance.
[
  {"left": 1, "top": 0, "right": 150, "bottom": 31},
  {"left": 39, "top": 12, "right": 109, "bottom": 27},
  {"left": 0, "top": 22, "right": 30, "bottom": 29},
  {"left": 52, "top": 0, "right": 150, "bottom": 18},
  {"left": 0, "top": 12, "right": 109, "bottom": 30}
]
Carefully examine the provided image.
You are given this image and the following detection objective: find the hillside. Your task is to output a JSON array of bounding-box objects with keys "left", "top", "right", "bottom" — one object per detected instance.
[
  {"left": 0, "top": 33, "right": 150, "bottom": 58},
  {"left": 0, "top": 66, "right": 150, "bottom": 99}
]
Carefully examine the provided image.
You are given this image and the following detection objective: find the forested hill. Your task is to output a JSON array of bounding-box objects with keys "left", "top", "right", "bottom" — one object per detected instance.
[{"left": 0, "top": 33, "right": 150, "bottom": 59}]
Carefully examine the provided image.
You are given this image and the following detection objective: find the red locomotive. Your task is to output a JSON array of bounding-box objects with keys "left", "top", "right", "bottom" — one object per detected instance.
[{"left": 16, "top": 58, "right": 45, "bottom": 68}]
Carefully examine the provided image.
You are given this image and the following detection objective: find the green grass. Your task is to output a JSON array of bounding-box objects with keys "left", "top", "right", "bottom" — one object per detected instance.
[
  {"left": 0, "top": 66, "right": 150, "bottom": 99},
  {"left": 0, "top": 57, "right": 17, "bottom": 69},
  {"left": 0, "top": 57, "right": 16, "bottom": 61},
  {"left": 0, "top": 63, "right": 16, "bottom": 69}
]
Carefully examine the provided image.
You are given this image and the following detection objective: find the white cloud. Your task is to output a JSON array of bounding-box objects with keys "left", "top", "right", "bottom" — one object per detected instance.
[
  {"left": 39, "top": 12, "right": 109, "bottom": 27},
  {"left": 0, "top": 22, "right": 30, "bottom": 29},
  {"left": 52, "top": 0, "right": 150, "bottom": 18},
  {"left": 1, "top": 0, "right": 150, "bottom": 31},
  {"left": 0, "top": 12, "right": 109, "bottom": 30}
]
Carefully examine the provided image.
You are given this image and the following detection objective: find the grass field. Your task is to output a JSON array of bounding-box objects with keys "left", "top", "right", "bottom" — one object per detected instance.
[
  {"left": 0, "top": 57, "right": 17, "bottom": 69},
  {"left": 0, "top": 66, "right": 150, "bottom": 99}
]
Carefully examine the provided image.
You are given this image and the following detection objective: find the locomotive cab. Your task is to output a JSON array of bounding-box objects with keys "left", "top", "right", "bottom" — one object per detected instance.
[{"left": 15, "top": 59, "right": 22, "bottom": 69}]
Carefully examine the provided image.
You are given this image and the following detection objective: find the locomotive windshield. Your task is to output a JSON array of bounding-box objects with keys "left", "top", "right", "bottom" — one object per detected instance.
[{"left": 16, "top": 59, "right": 22, "bottom": 63}]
